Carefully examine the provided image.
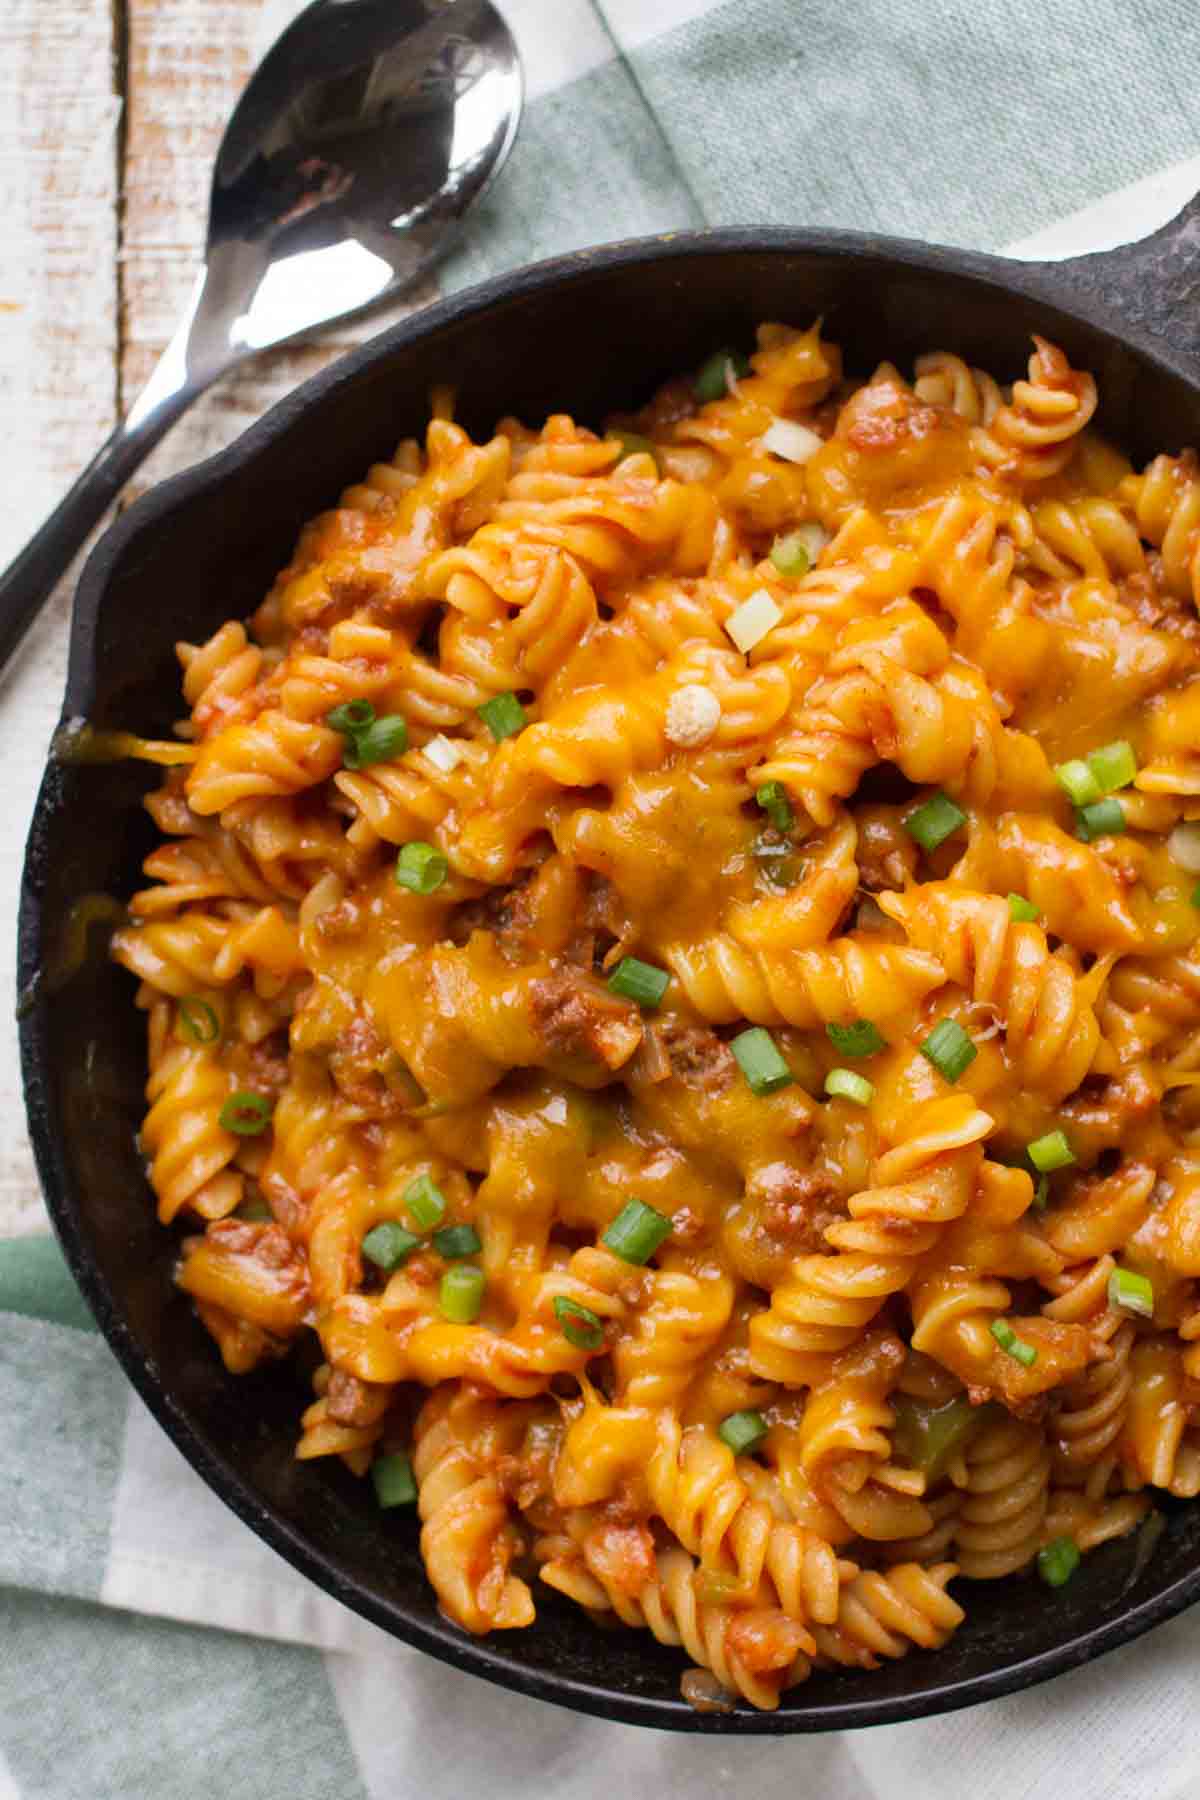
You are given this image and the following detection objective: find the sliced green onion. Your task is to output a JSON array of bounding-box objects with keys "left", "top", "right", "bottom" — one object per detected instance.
[
  {"left": 404, "top": 1173, "right": 446, "bottom": 1231},
  {"left": 1108, "top": 1266, "right": 1155, "bottom": 1319},
  {"left": 440, "top": 1264, "right": 485, "bottom": 1323},
  {"left": 752, "top": 838, "right": 804, "bottom": 890},
  {"left": 553, "top": 1294, "right": 605, "bottom": 1350},
  {"left": 327, "top": 699, "right": 375, "bottom": 736},
  {"left": 755, "top": 780, "right": 794, "bottom": 833},
  {"left": 394, "top": 841, "right": 448, "bottom": 894},
  {"left": 825, "top": 1068, "right": 874, "bottom": 1105},
  {"left": 235, "top": 1196, "right": 273, "bottom": 1222},
  {"left": 1027, "top": 1129, "right": 1076, "bottom": 1173},
  {"left": 718, "top": 1410, "right": 768, "bottom": 1454},
  {"left": 433, "top": 1223, "right": 482, "bottom": 1260},
  {"left": 606, "top": 956, "right": 670, "bottom": 1009},
  {"left": 1054, "top": 757, "right": 1102, "bottom": 807},
  {"left": 892, "top": 1394, "right": 976, "bottom": 1482},
  {"left": 1007, "top": 893, "right": 1040, "bottom": 923},
  {"left": 694, "top": 348, "right": 751, "bottom": 402},
  {"left": 730, "top": 1026, "right": 793, "bottom": 1095},
  {"left": 920, "top": 1018, "right": 977, "bottom": 1083},
  {"left": 218, "top": 1092, "right": 273, "bottom": 1136},
  {"left": 1076, "top": 797, "right": 1125, "bottom": 842},
  {"left": 769, "top": 532, "right": 811, "bottom": 578},
  {"left": 478, "top": 691, "right": 527, "bottom": 741},
  {"left": 826, "top": 1018, "right": 886, "bottom": 1058},
  {"left": 794, "top": 522, "right": 829, "bottom": 562},
  {"left": 602, "top": 1198, "right": 672, "bottom": 1265},
  {"left": 1088, "top": 739, "right": 1137, "bottom": 794},
  {"left": 904, "top": 792, "right": 967, "bottom": 852},
  {"left": 1037, "top": 1536, "right": 1080, "bottom": 1588},
  {"left": 178, "top": 996, "right": 220, "bottom": 1044},
  {"left": 362, "top": 1221, "right": 421, "bottom": 1272},
  {"left": 371, "top": 1452, "right": 417, "bottom": 1509},
  {"left": 990, "top": 1318, "right": 1038, "bottom": 1367},
  {"left": 1033, "top": 1173, "right": 1050, "bottom": 1211},
  {"left": 609, "top": 430, "right": 659, "bottom": 468},
  {"left": 1193, "top": 882, "right": 1200, "bottom": 910},
  {"left": 342, "top": 714, "right": 408, "bottom": 769}
]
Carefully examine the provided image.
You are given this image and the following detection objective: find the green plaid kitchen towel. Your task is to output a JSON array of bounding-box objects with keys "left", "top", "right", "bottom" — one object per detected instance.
[{"left": 6, "top": 1, "right": 1200, "bottom": 1794}]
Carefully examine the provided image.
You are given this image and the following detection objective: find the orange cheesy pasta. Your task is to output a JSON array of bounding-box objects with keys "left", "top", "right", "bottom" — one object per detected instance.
[{"left": 113, "top": 324, "right": 1200, "bottom": 1711}]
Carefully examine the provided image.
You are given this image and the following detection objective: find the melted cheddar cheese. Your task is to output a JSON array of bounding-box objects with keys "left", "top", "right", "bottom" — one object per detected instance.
[{"left": 114, "top": 323, "right": 1200, "bottom": 1710}]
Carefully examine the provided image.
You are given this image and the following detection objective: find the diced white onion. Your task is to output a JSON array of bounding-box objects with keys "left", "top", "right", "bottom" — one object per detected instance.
[
  {"left": 632, "top": 1022, "right": 672, "bottom": 1085},
  {"left": 665, "top": 683, "right": 721, "bottom": 747},
  {"left": 964, "top": 1001, "right": 1003, "bottom": 1043},
  {"left": 760, "top": 418, "right": 823, "bottom": 464},
  {"left": 1168, "top": 822, "right": 1200, "bottom": 871},
  {"left": 725, "top": 588, "right": 782, "bottom": 654},
  {"left": 423, "top": 733, "right": 462, "bottom": 773}
]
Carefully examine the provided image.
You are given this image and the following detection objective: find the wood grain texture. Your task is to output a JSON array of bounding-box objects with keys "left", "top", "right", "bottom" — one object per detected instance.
[
  {"left": 0, "top": 0, "right": 120, "bottom": 1235},
  {"left": 0, "top": 0, "right": 120, "bottom": 566}
]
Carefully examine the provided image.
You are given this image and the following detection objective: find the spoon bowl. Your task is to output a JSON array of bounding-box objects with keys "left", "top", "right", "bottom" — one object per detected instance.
[
  {"left": 153, "top": 0, "right": 523, "bottom": 402},
  {"left": 0, "top": 0, "right": 522, "bottom": 675}
]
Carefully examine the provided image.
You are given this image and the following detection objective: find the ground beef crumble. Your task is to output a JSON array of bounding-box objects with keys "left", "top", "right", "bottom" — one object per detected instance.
[
  {"left": 656, "top": 1019, "right": 735, "bottom": 1093},
  {"left": 752, "top": 1165, "right": 841, "bottom": 1252},
  {"left": 527, "top": 965, "right": 642, "bottom": 1070}
]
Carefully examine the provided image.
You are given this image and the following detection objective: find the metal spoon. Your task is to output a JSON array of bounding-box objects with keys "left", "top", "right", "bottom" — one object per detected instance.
[{"left": 0, "top": 0, "right": 522, "bottom": 675}]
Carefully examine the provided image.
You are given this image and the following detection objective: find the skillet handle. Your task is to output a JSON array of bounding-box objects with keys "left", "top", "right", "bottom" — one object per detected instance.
[
  {"left": 0, "top": 407, "right": 191, "bottom": 682},
  {"left": 0, "top": 265, "right": 240, "bottom": 685},
  {"left": 1028, "top": 189, "right": 1200, "bottom": 376}
]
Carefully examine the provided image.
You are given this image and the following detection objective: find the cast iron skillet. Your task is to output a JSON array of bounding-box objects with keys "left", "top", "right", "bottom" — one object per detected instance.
[{"left": 18, "top": 196, "right": 1200, "bottom": 1733}]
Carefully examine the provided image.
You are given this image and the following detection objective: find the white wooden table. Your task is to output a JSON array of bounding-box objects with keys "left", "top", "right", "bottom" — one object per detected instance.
[{"left": 0, "top": 0, "right": 427, "bottom": 1234}]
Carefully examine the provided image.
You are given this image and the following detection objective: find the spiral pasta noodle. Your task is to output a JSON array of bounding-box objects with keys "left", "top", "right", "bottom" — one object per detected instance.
[
  {"left": 412, "top": 1384, "right": 553, "bottom": 1633},
  {"left": 538, "top": 1521, "right": 812, "bottom": 1712},
  {"left": 113, "top": 323, "right": 1200, "bottom": 1709},
  {"left": 749, "top": 1093, "right": 991, "bottom": 1380},
  {"left": 809, "top": 1564, "right": 964, "bottom": 1667},
  {"left": 972, "top": 337, "right": 1098, "bottom": 482},
  {"left": 1120, "top": 451, "right": 1200, "bottom": 607},
  {"left": 953, "top": 1413, "right": 1050, "bottom": 1579},
  {"left": 877, "top": 882, "right": 1109, "bottom": 1100}
]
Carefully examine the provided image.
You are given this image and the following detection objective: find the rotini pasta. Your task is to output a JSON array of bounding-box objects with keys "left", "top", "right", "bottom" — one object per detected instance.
[{"left": 115, "top": 324, "right": 1200, "bottom": 1711}]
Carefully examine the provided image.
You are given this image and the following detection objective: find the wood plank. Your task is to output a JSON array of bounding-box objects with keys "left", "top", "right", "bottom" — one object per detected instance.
[
  {"left": 0, "top": 1, "right": 119, "bottom": 568},
  {"left": 0, "top": 0, "right": 120, "bottom": 1235}
]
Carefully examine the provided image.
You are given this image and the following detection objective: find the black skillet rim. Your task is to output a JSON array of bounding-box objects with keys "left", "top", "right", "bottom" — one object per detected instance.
[{"left": 19, "top": 223, "right": 1200, "bottom": 1733}]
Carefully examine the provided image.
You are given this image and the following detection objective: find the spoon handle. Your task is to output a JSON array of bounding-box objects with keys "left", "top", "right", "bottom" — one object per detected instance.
[{"left": 0, "top": 273, "right": 233, "bottom": 680}]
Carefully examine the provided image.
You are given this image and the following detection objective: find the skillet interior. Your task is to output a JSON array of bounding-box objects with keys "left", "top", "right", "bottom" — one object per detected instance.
[{"left": 21, "top": 230, "right": 1200, "bottom": 1732}]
